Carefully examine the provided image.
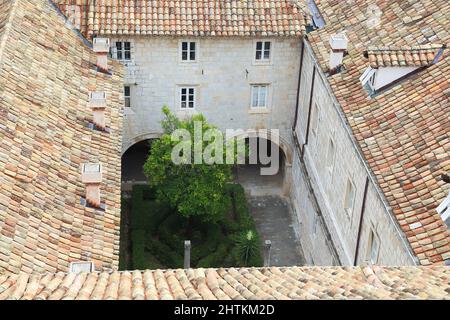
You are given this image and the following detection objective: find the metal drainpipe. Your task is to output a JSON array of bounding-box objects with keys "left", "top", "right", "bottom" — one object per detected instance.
[
  {"left": 354, "top": 177, "right": 369, "bottom": 266},
  {"left": 301, "top": 66, "right": 316, "bottom": 159},
  {"left": 293, "top": 39, "right": 305, "bottom": 132}
]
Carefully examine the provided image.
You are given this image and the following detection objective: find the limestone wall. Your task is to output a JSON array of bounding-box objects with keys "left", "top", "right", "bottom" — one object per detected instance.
[
  {"left": 116, "top": 36, "right": 301, "bottom": 153},
  {"left": 290, "top": 39, "right": 416, "bottom": 266}
]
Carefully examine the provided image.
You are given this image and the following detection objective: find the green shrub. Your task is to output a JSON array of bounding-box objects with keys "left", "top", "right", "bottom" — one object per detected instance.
[
  {"left": 128, "top": 183, "right": 262, "bottom": 270},
  {"left": 131, "top": 229, "right": 146, "bottom": 269},
  {"left": 234, "top": 230, "right": 260, "bottom": 266},
  {"left": 158, "top": 215, "right": 186, "bottom": 255},
  {"left": 145, "top": 237, "right": 184, "bottom": 268},
  {"left": 197, "top": 243, "right": 229, "bottom": 268}
]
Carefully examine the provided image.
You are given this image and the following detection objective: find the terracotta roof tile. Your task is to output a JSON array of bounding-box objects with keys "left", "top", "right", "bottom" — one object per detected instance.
[
  {"left": 0, "top": 266, "right": 448, "bottom": 300},
  {"left": 365, "top": 44, "right": 444, "bottom": 68},
  {"left": 55, "top": 0, "right": 309, "bottom": 37},
  {"left": 307, "top": 0, "right": 450, "bottom": 265},
  {"left": 0, "top": 0, "right": 123, "bottom": 273}
]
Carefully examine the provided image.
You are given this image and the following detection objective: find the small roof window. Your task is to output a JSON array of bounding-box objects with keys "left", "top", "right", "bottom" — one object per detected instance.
[{"left": 436, "top": 191, "right": 450, "bottom": 229}]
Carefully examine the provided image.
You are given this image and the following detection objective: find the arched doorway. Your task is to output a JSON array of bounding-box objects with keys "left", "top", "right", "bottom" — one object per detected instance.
[
  {"left": 227, "top": 131, "right": 293, "bottom": 197},
  {"left": 121, "top": 139, "right": 154, "bottom": 186},
  {"left": 122, "top": 132, "right": 162, "bottom": 156}
]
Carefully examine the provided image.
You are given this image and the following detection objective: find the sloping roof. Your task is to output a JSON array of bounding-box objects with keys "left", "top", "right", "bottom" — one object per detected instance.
[
  {"left": 54, "top": 0, "right": 309, "bottom": 37},
  {"left": 306, "top": 0, "right": 450, "bottom": 265},
  {"left": 0, "top": 0, "right": 14, "bottom": 42},
  {"left": 0, "top": 266, "right": 448, "bottom": 300},
  {"left": 365, "top": 44, "right": 444, "bottom": 68},
  {"left": 0, "top": 0, "right": 124, "bottom": 273}
]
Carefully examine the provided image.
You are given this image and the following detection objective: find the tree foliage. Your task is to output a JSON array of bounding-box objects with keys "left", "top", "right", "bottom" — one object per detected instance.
[{"left": 143, "top": 106, "right": 237, "bottom": 222}]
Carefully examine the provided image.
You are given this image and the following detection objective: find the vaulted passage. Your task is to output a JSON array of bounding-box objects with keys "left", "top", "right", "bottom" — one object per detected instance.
[
  {"left": 234, "top": 138, "right": 286, "bottom": 197},
  {"left": 121, "top": 139, "right": 154, "bottom": 184}
]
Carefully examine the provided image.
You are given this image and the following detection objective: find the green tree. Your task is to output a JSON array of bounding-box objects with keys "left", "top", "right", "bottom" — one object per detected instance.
[{"left": 144, "top": 107, "right": 240, "bottom": 225}]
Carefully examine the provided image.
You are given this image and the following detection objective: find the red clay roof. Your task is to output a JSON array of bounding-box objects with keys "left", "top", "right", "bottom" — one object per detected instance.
[
  {"left": 1, "top": 266, "right": 449, "bottom": 300},
  {"left": 307, "top": 0, "right": 450, "bottom": 265},
  {"left": 54, "top": 0, "right": 309, "bottom": 37},
  {"left": 365, "top": 44, "right": 445, "bottom": 68},
  {"left": 0, "top": 0, "right": 124, "bottom": 273}
]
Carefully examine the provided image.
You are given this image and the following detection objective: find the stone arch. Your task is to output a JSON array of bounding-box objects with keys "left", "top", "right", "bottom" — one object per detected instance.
[
  {"left": 122, "top": 131, "right": 163, "bottom": 155},
  {"left": 226, "top": 129, "right": 294, "bottom": 196},
  {"left": 225, "top": 129, "right": 293, "bottom": 166}
]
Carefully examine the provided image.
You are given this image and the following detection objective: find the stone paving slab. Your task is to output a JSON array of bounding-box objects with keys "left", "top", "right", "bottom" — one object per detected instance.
[{"left": 248, "top": 196, "right": 306, "bottom": 267}]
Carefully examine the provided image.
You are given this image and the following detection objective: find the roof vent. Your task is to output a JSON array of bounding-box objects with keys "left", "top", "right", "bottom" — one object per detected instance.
[
  {"left": 93, "top": 38, "right": 110, "bottom": 72},
  {"left": 69, "top": 261, "right": 95, "bottom": 273},
  {"left": 88, "top": 91, "right": 107, "bottom": 130},
  {"left": 81, "top": 163, "right": 103, "bottom": 208},
  {"left": 329, "top": 33, "right": 348, "bottom": 72}
]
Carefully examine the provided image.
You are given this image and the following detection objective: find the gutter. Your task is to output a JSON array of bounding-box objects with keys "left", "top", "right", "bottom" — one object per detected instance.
[{"left": 301, "top": 37, "right": 418, "bottom": 265}]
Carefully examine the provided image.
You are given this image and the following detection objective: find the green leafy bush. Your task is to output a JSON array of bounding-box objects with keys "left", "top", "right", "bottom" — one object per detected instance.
[
  {"left": 131, "top": 229, "right": 146, "bottom": 269},
  {"left": 145, "top": 237, "right": 183, "bottom": 268},
  {"left": 127, "top": 183, "right": 262, "bottom": 270}
]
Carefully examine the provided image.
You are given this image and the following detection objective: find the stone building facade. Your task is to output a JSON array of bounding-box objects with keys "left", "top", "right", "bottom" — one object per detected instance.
[{"left": 118, "top": 36, "right": 301, "bottom": 157}]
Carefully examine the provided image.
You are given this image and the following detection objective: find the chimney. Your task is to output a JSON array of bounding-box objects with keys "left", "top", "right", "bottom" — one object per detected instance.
[
  {"left": 329, "top": 33, "right": 348, "bottom": 71},
  {"left": 93, "top": 38, "right": 110, "bottom": 72},
  {"left": 88, "top": 91, "right": 107, "bottom": 130},
  {"left": 81, "top": 163, "right": 103, "bottom": 208}
]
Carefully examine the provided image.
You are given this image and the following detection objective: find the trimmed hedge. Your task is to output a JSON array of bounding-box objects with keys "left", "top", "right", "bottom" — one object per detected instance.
[
  {"left": 131, "top": 229, "right": 146, "bottom": 269},
  {"left": 118, "top": 198, "right": 130, "bottom": 270},
  {"left": 128, "top": 183, "right": 263, "bottom": 270}
]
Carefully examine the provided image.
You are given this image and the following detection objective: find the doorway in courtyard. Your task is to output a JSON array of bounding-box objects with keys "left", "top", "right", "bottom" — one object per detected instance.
[
  {"left": 234, "top": 137, "right": 286, "bottom": 197},
  {"left": 121, "top": 139, "right": 154, "bottom": 187}
]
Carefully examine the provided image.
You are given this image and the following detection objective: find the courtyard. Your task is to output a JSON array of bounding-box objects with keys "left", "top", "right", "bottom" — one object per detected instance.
[{"left": 120, "top": 137, "right": 306, "bottom": 269}]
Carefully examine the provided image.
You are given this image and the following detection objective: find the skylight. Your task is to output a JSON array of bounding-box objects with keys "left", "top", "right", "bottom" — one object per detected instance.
[
  {"left": 436, "top": 191, "right": 450, "bottom": 229},
  {"left": 361, "top": 44, "right": 446, "bottom": 96}
]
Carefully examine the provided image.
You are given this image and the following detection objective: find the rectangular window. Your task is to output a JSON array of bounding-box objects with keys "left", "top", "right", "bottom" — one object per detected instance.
[
  {"left": 181, "top": 42, "right": 196, "bottom": 62},
  {"left": 115, "top": 41, "right": 131, "bottom": 61},
  {"left": 368, "top": 229, "right": 380, "bottom": 264},
  {"left": 251, "top": 85, "right": 269, "bottom": 108},
  {"left": 124, "top": 86, "right": 131, "bottom": 108},
  {"left": 180, "top": 87, "right": 195, "bottom": 109},
  {"left": 255, "top": 41, "right": 271, "bottom": 61},
  {"left": 344, "top": 178, "right": 355, "bottom": 215},
  {"left": 326, "top": 138, "right": 335, "bottom": 176}
]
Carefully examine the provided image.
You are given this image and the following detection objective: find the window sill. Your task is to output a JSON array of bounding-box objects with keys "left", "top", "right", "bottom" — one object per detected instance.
[
  {"left": 248, "top": 108, "right": 270, "bottom": 114},
  {"left": 252, "top": 60, "right": 273, "bottom": 66},
  {"left": 179, "top": 61, "right": 198, "bottom": 64}
]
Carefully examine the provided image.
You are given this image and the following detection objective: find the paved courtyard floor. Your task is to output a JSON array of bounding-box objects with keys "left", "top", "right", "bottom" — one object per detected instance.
[{"left": 248, "top": 196, "right": 306, "bottom": 267}]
